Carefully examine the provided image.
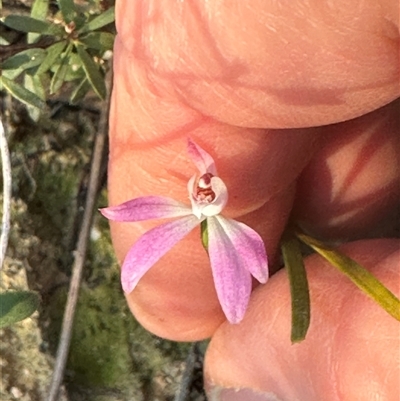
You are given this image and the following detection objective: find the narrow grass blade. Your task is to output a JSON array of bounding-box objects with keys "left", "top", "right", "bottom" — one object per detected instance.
[
  {"left": 297, "top": 232, "right": 400, "bottom": 322},
  {"left": 281, "top": 234, "right": 311, "bottom": 343}
]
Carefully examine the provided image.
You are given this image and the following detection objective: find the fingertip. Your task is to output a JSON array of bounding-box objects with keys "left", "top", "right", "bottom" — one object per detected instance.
[{"left": 204, "top": 239, "right": 400, "bottom": 401}]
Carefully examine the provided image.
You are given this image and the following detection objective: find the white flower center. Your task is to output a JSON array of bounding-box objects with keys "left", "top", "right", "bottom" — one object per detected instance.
[
  {"left": 194, "top": 173, "right": 216, "bottom": 203},
  {"left": 189, "top": 173, "right": 228, "bottom": 219}
]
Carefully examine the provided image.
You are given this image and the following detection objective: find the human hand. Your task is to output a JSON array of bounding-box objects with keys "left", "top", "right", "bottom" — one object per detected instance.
[{"left": 107, "top": 0, "right": 399, "bottom": 399}]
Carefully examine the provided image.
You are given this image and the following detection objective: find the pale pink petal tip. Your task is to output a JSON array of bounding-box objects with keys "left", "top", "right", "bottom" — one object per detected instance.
[
  {"left": 207, "top": 216, "right": 253, "bottom": 324},
  {"left": 187, "top": 138, "right": 217, "bottom": 175}
]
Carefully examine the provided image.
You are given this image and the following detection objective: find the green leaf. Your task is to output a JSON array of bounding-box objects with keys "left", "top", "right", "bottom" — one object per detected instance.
[
  {"left": 84, "top": 6, "right": 115, "bottom": 32},
  {"left": 0, "top": 291, "right": 40, "bottom": 328},
  {"left": 2, "top": 48, "right": 46, "bottom": 70},
  {"left": 281, "top": 234, "right": 311, "bottom": 343},
  {"left": 63, "top": 68, "right": 84, "bottom": 82},
  {"left": 31, "top": 0, "right": 49, "bottom": 20},
  {"left": 297, "top": 232, "right": 400, "bottom": 322},
  {"left": 76, "top": 43, "right": 106, "bottom": 99},
  {"left": 80, "top": 32, "right": 115, "bottom": 51},
  {"left": 44, "top": 23, "right": 65, "bottom": 37},
  {"left": 48, "top": 51, "right": 84, "bottom": 83},
  {"left": 2, "top": 68, "right": 24, "bottom": 81},
  {"left": 0, "top": 76, "right": 46, "bottom": 109},
  {"left": 200, "top": 219, "right": 209, "bottom": 251},
  {"left": 50, "top": 42, "right": 72, "bottom": 94},
  {"left": 2, "top": 15, "right": 64, "bottom": 36},
  {"left": 36, "top": 41, "right": 67, "bottom": 75},
  {"left": 2, "top": 15, "right": 51, "bottom": 33},
  {"left": 24, "top": 74, "right": 44, "bottom": 121},
  {"left": 1, "top": 48, "right": 46, "bottom": 80},
  {"left": 50, "top": 63, "right": 68, "bottom": 93},
  {"left": 28, "top": 0, "right": 49, "bottom": 43},
  {"left": 58, "top": 0, "right": 75, "bottom": 23},
  {"left": 24, "top": 73, "right": 46, "bottom": 100},
  {"left": 70, "top": 78, "right": 90, "bottom": 104},
  {"left": 73, "top": 14, "right": 87, "bottom": 31}
]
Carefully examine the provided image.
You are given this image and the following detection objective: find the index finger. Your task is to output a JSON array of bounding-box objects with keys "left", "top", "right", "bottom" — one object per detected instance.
[{"left": 116, "top": 0, "right": 399, "bottom": 128}]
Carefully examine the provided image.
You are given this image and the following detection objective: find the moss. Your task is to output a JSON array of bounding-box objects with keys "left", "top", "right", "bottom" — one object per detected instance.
[
  {"left": 68, "top": 285, "right": 135, "bottom": 388},
  {"left": 48, "top": 283, "right": 141, "bottom": 398}
]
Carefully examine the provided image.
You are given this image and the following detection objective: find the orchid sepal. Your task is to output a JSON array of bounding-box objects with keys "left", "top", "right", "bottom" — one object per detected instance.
[
  {"left": 121, "top": 214, "right": 202, "bottom": 293},
  {"left": 99, "top": 196, "right": 191, "bottom": 222}
]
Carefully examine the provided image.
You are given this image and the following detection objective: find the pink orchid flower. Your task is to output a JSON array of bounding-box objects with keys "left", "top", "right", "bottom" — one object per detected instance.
[{"left": 100, "top": 139, "right": 268, "bottom": 324}]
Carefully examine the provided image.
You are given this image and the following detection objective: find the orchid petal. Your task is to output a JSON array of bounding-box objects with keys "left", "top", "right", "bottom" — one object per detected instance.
[
  {"left": 121, "top": 215, "right": 201, "bottom": 293},
  {"left": 215, "top": 215, "right": 269, "bottom": 283},
  {"left": 187, "top": 139, "right": 217, "bottom": 175},
  {"left": 100, "top": 196, "right": 191, "bottom": 222},
  {"left": 207, "top": 216, "right": 252, "bottom": 324}
]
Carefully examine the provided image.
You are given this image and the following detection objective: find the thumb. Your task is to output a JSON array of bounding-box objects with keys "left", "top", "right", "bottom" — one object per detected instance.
[{"left": 204, "top": 239, "right": 400, "bottom": 401}]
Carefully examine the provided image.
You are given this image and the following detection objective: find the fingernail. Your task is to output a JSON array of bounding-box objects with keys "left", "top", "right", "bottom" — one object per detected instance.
[{"left": 208, "top": 386, "right": 283, "bottom": 401}]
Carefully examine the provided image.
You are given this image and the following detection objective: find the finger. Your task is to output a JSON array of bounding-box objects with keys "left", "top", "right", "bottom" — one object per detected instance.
[
  {"left": 116, "top": 0, "right": 399, "bottom": 128},
  {"left": 294, "top": 100, "right": 400, "bottom": 240},
  {"left": 108, "top": 39, "right": 320, "bottom": 340},
  {"left": 204, "top": 239, "right": 400, "bottom": 401}
]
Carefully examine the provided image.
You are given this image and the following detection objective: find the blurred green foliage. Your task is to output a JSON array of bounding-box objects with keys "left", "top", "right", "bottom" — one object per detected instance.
[
  {"left": 1, "top": 0, "right": 115, "bottom": 118},
  {"left": 0, "top": 290, "right": 40, "bottom": 328}
]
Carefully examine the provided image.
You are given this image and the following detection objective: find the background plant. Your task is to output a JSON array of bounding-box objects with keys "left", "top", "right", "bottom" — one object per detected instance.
[{"left": 1, "top": 0, "right": 115, "bottom": 121}]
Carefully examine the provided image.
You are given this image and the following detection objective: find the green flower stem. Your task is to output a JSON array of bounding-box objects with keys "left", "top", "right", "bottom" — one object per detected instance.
[{"left": 200, "top": 219, "right": 208, "bottom": 252}]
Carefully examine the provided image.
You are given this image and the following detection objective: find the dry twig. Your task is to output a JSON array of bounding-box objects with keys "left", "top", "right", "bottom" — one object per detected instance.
[
  {"left": 0, "top": 118, "right": 12, "bottom": 270},
  {"left": 174, "top": 343, "right": 198, "bottom": 401},
  {"left": 46, "top": 68, "right": 112, "bottom": 401}
]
